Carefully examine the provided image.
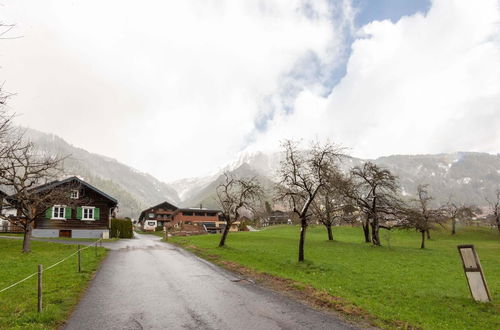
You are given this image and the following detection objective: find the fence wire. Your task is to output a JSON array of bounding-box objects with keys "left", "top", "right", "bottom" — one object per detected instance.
[
  {"left": 0, "top": 272, "right": 38, "bottom": 293},
  {"left": 0, "top": 239, "right": 102, "bottom": 294}
]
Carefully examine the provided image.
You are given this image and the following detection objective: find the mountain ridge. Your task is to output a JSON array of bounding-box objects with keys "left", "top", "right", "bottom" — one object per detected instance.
[
  {"left": 24, "top": 127, "right": 180, "bottom": 218},
  {"left": 172, "top": 150, "right": 500, "bottom": 209},
  {"left": 24, "top": 127, "right": 500, "bottom": 216}
]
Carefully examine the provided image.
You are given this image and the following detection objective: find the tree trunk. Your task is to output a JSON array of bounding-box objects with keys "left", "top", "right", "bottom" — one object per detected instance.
[
  {"left": 362, "top": 219, "right": 371, "bottom": 243},
  {"left": 496, "top": 216, "right": 500, "bottom": 233},
  {"left": 451, "top": 218, "right": 456, "bottom": 235},
  {"left": 22, "top": 223, "right": 32, "bottom": 253},
  {"left": 371, "top": 220, "right": 381, "bottom": 246},
  {"left": 298, "top": 217, "right": 307, "bottom": 262},
  {"left": 426, "top": 229, "right": 431, "bottom": 239},
  {"left": 218, "top": 221, "right": 231, "bottom": 247},
  {"left": 326, "top": 223, "right": 333, "bottom": 241},
  {"left": 420, "top": 230, "right": 426, "bottom": 249}
]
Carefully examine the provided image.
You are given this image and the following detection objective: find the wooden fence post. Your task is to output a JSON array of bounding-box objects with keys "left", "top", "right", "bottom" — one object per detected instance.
[
  {"left": 37, "top": 264, "right": 42, "bottom": 312},
  {"left": 77, "top": 244, "right": 81, "bottom": 273}
]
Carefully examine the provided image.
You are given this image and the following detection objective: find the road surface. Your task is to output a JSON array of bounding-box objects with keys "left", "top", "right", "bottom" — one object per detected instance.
[{"left": 63, "top": 233, "right": 357, "bottom": 330}]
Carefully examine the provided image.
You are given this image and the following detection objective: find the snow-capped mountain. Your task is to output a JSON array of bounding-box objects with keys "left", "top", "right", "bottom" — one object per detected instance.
[
  {"left": 222, "top": 150, "right": 283, "bottom": 178},
  {"left": 171, "top": 150, "right": 500, "bottom": 209},
  {"left": 170, "top": 174, "right": 218, "bottom": 202},
  {"left": 25, "top": 126, "right": 500, "bottom": 216}
]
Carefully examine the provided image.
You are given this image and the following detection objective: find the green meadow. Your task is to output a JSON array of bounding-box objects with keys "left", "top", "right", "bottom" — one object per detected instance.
[
  {"left": 0, "top": 239, "right": 106, "bottom": 329},
  {"left": 171, "top": 225, "right": 500, "bottom": 329}
]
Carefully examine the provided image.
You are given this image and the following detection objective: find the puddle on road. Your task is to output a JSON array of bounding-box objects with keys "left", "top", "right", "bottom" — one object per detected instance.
[{"left": 231, "top": 278, "right": 255, "bottom": 285}]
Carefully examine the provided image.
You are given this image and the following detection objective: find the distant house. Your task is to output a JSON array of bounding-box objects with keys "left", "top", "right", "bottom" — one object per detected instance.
[
  {"left": 263, "top": 210, "right": 291, "bottom": 226},
  {"left": 137, "top": 201, "right": 178, "bottom": 231},
  {"left": 29, "top": 177, "right": 118, "bottom": 239},
  {"left": 0, "top": 189, "right": 22, "bottom": 233},
  {"left": 138, "top": 201, "right": 236, "bottom": 234},
  {"left": 173, "top": 208, "right": 235, "bottom": 233}
]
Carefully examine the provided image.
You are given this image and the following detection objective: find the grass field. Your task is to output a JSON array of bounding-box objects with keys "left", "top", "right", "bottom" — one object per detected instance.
[
  {"left": 0, "top": 234, "right": 119, "bottom": 242},
  {"left": 135, "top": 229, "right": 165, "bottom": 237},
  {"left": 171, "top": 225, "right": 500, "bottom": 329},
  {"left": 0, "top": 239, "right": 107, "bottom": 329},
  {"left": 35, "top": 237, "right": 119, "bottom": 243}
]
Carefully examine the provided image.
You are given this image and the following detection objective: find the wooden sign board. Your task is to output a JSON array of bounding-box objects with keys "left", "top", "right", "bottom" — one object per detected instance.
[{"left": 457, "top": 245, "right": 491, "bottom": 302}]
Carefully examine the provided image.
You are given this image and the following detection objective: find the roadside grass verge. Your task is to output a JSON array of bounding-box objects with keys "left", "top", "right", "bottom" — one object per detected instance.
[
  {"left": 34, "top": 237, "right": 119, "bottom": 243},
  {"left": 0, "top": 234, "right": 118, "bottom": 243},
  {"left": 0, "top": 239, "right": 107, "bottom": 329},
  {"left": 135, "top": 229, "right": 165, "bottom": 238},
  {"left": 170, "top": 225, "right": 500, "bottom": 329}
]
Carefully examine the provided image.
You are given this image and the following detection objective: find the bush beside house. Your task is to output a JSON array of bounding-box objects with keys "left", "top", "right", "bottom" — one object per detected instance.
[{"left": 110, "top": 219, "right": 133, "bottom": 238}]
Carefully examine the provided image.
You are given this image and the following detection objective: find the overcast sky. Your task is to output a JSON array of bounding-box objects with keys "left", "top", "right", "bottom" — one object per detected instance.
[{"left": 1, "top": 0, "right": 499, "bottom": 182}]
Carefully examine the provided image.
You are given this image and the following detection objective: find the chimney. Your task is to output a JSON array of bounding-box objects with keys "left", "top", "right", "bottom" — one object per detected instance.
[{"left": 200, "top": 203, "right": 203, "bottom": 209}]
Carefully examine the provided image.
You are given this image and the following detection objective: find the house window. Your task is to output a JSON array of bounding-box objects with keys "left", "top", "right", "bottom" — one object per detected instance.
[
  {"left": 52, "top": 206, "right": 65, "bottom": 219},
  {"left": 70, "top": 190, "right": 79, "bottom": 199},
  {"left": 147, "top": 221, "right": 156, "bottom": 226},
  {"left": 148, "top": 213, "right": 154, "bottom": 218},
  {"left": 82, "top": 207, "right": 95, "bottom": 220}
]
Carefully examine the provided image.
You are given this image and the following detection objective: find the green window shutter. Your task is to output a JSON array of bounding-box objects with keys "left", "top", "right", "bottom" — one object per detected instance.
[
  {"left": 95, "top": 208, "right": 100, "bottom": 220},
  {"left": 65, "top": 207, "right": 72, "bottom": 219},
  {"left": 45, "top": 207, "right": 53, "bottom": 219},
  {"left": 76, "top": 207, "right": 82, "bottom": 220}
]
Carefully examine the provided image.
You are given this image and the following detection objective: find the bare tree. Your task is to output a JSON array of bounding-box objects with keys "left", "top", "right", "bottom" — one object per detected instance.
[
  {"left": 0, "top": 142, "right": 74, "bottom": 252},
  {"left": 311, "top": 170, "right": 351, "bottom": 241},
  {"left": 485, "top": 189, "right": 500, "bottom": 233},
  {"left": 443, "top": 197, "right": 477, "bottom": 235},
  {"left": 346, "top": 162, "right": 403, "bottom": 246},
  {"left": 403, "top": 185, "right": 445, "bottom": 249},
  {"left": 276, "top": 140, "right": 345, "bottom": 261},
  {"left": 0, "top": 85, "right": 16, "bottom": 151},
  {"left": 311, "top": 188, "right": 341, "bottom": 241},
  {"left": 445, "top": 198, "right": 460, "bottom": 235},
  {"left": 339, "top": 204, "right": 360, "bottom": 226},
  {"left": 216, "top": 172, "right": 263, "bottom": 247}
]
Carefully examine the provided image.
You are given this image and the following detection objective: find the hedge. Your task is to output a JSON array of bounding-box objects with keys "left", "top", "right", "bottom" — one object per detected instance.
[{"left": 110, "top": 218, "right": 133, "bottom": 238}]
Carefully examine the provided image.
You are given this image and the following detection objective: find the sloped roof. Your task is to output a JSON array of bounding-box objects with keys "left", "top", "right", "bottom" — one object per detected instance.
[
  {"left": 29, "top": 176, "right": 118, "bottom": 204},
  {"left": 138, "top": 200, "right": 179, "bottom": 221},
  {"left": 177, "top": 208, "right": 221, "bottom": 214}
]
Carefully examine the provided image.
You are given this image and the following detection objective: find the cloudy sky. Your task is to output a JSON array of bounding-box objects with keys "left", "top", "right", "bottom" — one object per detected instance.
[{"left": 1, "top": 0, "right": 499, "bottom": 182}]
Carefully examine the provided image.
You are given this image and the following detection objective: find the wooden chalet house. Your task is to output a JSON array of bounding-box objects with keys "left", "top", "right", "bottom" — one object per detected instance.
[
  {"left": 173, "top": 208, "right": 229, "bottom": 233},
  {"left": 29, "top": 177, "right": 118, "bottom": 239},
  {"left": 263, "top": 210, "right": 292, "bottom": 226},
  {"left": 138, "top": 201, "right": 237, "bottom": 234},
  {"left": 0, "top": 189, "right": 22, "bottom": 233},
  {"left": 138, "top": 201, "right": 178, "bottom": 231}
]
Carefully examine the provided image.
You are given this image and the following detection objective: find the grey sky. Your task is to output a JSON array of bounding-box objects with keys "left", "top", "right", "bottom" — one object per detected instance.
[{"left": 1, "top": 0, "right": 499, "bottom": 182}]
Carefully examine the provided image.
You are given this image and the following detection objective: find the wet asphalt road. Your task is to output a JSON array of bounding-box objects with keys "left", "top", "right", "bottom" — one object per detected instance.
[{"left": 62, "top": 233, "right": 357, "bottom": 330}]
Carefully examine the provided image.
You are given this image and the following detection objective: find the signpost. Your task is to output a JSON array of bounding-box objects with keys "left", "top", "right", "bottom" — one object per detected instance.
[
  {"left": 457, "top": 245, "right": 491, "bottom": 302},
  {"left": 37, "top": 264, "right": 42, "bottom": 312}
]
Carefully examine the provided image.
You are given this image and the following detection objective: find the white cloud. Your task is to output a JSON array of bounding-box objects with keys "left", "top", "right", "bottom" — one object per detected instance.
[
  {"left": 1, "top": 0, "right": 352, "bottom": 181},
  {"left": 2, "top": 0, "right": 499, "bottom": 183},
  {"left": 250, "top": 0, "right": 500, "bottom": 159}
]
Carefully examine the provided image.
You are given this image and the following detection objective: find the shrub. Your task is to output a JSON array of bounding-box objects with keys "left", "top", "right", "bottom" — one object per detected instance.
[
  {"left": 110, "top": 218, "right": 133, "bottom": 238},
  {"left": 238, "top": 221, "right": 249, "bottom": 231}
]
